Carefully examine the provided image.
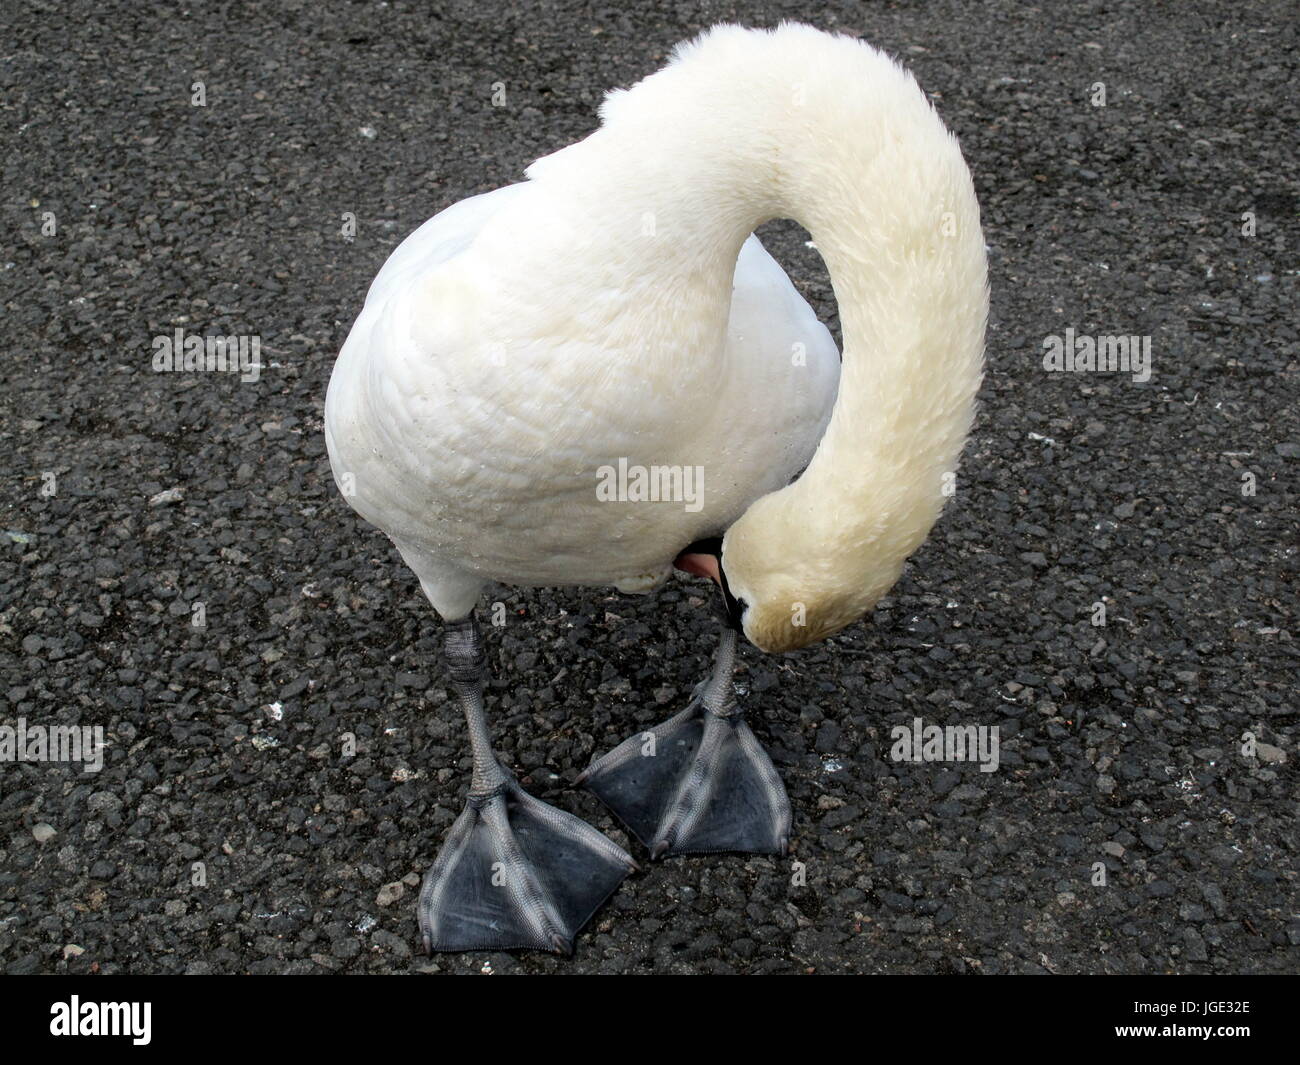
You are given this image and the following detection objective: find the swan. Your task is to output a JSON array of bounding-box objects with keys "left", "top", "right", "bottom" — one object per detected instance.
[{"left": 325, "top": 22, "right": 988, "bottom": 954}]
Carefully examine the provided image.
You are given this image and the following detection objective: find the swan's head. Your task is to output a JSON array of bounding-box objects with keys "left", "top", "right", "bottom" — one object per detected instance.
[{"left": 675, "top": 489, "right": 916, "bottom": 655}]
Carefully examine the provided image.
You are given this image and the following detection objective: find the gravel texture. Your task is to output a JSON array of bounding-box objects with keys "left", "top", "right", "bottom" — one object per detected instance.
[{"left": 1, "top": 0, "right": 1296, "bottom": 975}]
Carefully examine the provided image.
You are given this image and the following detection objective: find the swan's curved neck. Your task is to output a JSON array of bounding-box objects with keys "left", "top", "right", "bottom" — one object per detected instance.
[{"left": 511, "top": 27, "right": 988, "bottom": 651}]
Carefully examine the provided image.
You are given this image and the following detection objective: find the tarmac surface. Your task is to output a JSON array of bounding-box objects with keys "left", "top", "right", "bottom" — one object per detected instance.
[{"left": 1, "top": 0, "right": 1296, "bottom": 974}]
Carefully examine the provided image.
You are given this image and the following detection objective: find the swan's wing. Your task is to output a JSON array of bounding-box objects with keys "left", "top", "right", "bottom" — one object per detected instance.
[
  {"left": 362, "top": 183, "right": 531, "bottom": 306},
  {"left": 731, "top": 233, "right": 838, "bottom": 375},
  {"left": 725, "top": 234, "right": 840, "bottom": 478},
  {"left": 325, "top": 188, "right": 528, "bottom": 554}
]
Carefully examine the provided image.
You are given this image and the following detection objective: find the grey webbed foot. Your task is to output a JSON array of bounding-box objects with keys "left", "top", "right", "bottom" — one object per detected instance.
[
  {"left": 420, "top": 613, "right": 634, "bottom": 954},
  {"left": 418, "top": 775, "right": 636, "bottom": 954},
  {"left": 579, "top": 628, "right": 792, "bottom": 858}
]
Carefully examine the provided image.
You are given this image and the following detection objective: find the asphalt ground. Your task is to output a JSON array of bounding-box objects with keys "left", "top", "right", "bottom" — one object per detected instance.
[{"left": 0, "top": 0, "right": 1296, "bottom": 974}]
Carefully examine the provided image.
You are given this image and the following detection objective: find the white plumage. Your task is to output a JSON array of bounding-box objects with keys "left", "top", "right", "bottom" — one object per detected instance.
[
  {"left": 327, "top": 23, "right": 985, "bottom": 649},
  {"left": 326, "top": 187, "right": 837, "bottom": 616},
  {"left": 324, "top": 23, "right": 988, "bottom": 953}
]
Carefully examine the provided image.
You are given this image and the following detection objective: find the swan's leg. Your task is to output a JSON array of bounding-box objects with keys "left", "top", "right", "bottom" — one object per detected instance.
[
  {"left": 418, "top": 614, "right": 636, "bottom": 954},
  {"left": 579, "top": 627, "right": 792, "bottom": 858}
]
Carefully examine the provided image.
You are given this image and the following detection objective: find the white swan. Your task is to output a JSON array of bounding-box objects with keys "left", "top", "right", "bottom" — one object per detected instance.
[{"left": 325, "top": 22, "right": 987, "bottom": 954}]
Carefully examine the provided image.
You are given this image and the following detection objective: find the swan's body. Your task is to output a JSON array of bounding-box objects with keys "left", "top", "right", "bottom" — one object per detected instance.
[
  {"left": 326, "top": 190, "right": 839, "bottom": 613},
  {"left": 325, "top": 23, "right": 987, "bottom": 954}
]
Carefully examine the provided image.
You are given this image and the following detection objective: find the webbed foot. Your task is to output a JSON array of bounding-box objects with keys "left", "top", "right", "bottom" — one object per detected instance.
[
  {"left": 418, "top": 777, "right": 635, "bottom": 954},
  {"left": 580, "top": 658, "right": 791, "bottom": 858}
]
